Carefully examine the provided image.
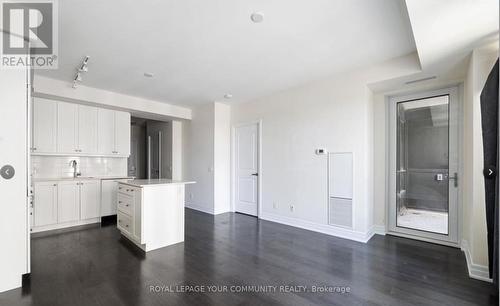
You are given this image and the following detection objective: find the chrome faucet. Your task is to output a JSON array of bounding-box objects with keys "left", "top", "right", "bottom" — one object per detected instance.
[{"left": 70, "top": 160, "right": 81, "bottom": 178}]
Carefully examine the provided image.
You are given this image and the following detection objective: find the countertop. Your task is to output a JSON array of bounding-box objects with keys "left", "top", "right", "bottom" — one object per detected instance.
[
  {"left": 119, "top": 179, "right": 196, "bottom": 187},
  {"left": 32, "top": 176, "right": 135, "bottom": 182}
]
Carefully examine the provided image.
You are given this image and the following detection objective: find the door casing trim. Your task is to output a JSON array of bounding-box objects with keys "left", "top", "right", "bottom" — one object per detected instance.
[
  {"left": 231, "top": 120, "right": 263, "bottom": 217},
  {"left": 385, "top": 86, "right": 463, "bottom": 246}
]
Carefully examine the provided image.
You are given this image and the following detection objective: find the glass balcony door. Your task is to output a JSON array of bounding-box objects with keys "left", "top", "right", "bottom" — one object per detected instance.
[{"left": 388, "top": 88, "right": 459, "bottom": 245}]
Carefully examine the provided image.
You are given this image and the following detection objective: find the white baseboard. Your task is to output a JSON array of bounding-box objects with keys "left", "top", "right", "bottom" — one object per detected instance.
[
  {"left": 461, "top": 239, "right": 492, "bottom": 283},
  {"left": 185, "top": 202, "right": 214, "bottom": 215},
  {"left": 260, "top": 212, "right": 375, "bottom": 243},
  {"left": 373, "top": 224, "right": 386, "bottom": 235}
]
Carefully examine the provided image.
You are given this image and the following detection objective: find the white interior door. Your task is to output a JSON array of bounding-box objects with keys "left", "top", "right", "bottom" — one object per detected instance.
[
  {"left": 235, "top": 123, "right": 259, "bottom": 216},
  {"left": 388, "top": 87, "right": 459, "bottom": 245}
]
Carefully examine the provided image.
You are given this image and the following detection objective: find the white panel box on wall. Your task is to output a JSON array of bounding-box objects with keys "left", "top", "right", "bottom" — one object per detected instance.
[
  {"left": 328, "top": 152, "right": 353, "bottom": 228},
  {"left": 328, "top": 152, "right": 353, "bottom": 198}
]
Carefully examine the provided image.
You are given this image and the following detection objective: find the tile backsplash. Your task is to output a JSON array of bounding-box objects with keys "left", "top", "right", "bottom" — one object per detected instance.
[{"left": 32, "top": 156, "right": 128, "bottom": 179}]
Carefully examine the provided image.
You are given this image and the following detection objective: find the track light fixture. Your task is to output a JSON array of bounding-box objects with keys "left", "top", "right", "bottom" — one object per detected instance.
[{"left": 72, "top": 55, "right": 90, "bottom": 89}]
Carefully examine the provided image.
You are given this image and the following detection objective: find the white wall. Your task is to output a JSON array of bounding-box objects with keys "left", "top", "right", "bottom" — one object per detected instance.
[
  {"left": 184, "top": 102, "right": 231, "bottom": 215},
  {"left": 231, "top": 69, "right": 376, "bottom": 239},
  {"left": 0, "top": 68, "right": 29, "bottom": 292},
  {"left": 184, "top": 103, "right": 215, "bottom": 213},
  {"left": 213, "top": 103, "right": 231, "bottom": 214},
  {"left": 462, "top": 43, "right": 498, "bottom": 278}
]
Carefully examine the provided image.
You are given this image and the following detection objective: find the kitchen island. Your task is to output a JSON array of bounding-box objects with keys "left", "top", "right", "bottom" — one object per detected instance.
[{"left": 116, "top": 179, "right": 195, "bottom": 252}]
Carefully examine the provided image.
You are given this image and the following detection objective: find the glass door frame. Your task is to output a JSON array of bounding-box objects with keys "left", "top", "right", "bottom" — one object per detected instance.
[{"left": 387, "top": 87, "right": 460, "bottom": 246}]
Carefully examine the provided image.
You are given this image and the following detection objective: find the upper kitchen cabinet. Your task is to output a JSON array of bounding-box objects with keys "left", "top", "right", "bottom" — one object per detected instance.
[
  {"left": 32, "top": 98, "right": 130, "bottom": 157},
  {"left": 57, "top": 102, "right": 78, "bottom": 153},
  {"left": 98, "top": 109, "right": 130, "bottom": 156},
  {"left": 115, "top": 111, "right": 131, "bottom": 156},
  {"left": 32, "top": 98, "right": 57, "bottom": 153},
  {"left": 77, "top": 105, "right": 98, "bottom": 154},
  {"left": 57, "top": 102, "right": 99, "bottom": 154},
  {"left": 97, "top": 108, "right": 115, "bottom": 155}
]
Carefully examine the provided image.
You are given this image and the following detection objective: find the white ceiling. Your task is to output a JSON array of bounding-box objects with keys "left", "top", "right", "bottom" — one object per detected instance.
[
  {"left": 406, "top": 0, "right": 499, "bottom": 69},
  {"left": 36, "top": 0, "right": 416, "bottom": 106},
  {"left": 368, "top": 0, "right": 499, "bottom": 93}
]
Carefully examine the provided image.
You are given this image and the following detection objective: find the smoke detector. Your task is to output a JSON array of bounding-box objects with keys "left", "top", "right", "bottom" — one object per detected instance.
[{"left": 251, "top": 12, "right": 264, "bottom": 23}]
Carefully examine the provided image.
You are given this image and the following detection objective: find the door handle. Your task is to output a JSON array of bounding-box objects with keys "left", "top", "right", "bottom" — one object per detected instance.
[
  {"left": 449, "top": 172, "right": 458, "bottom": 187},
  {"left": 251, "top": 173, "right": 258, "bottom": 176}
]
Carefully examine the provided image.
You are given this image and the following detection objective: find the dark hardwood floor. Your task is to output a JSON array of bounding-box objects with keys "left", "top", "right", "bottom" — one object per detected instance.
[{"left": 0, "top": 209, "right": 497, "bottom": 306}]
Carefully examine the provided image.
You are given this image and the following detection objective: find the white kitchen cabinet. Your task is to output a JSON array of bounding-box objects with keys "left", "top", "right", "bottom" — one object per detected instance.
[
  {"left": 97, "top": 108, "right": 115, "bottom": 155},
  {"left": 33, "top": 182, "right": 58, "bottom": 227},
  {"left": 57, "top": 181, "right": 80, "bottom": 223},
  {"left": 32, "top": 98, "right": 57, "bottom": 153},
  {"left": 58, "top": 103, "right": 98, "bottom": 154},
  {"left": 114, "top": 111, "right": 131, "bottom": 156},
  {"left": 101, "top": 179, "right": 128, "bottom": 216},
  {"left": 80, "top": 180, "right": 100, "bottom": 220},
  {"left": 32, "top": 99, "right": 130, "bottom": 157},
  {"left": 57, "top": 102, "right": 78, "bottom": 153},
  {"left": 116, "top": 180, "right": 193, "bottom": 252},
  {"left": 78, "top": 105, "right": 98, "bottom": 154}
]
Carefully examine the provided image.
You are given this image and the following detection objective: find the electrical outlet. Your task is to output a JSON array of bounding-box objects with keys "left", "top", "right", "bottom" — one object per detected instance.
[
  {"left": 189, "top": 193, "right": 194, "bottom": 200},
  {"left": 290, "top": 204, "right": 294, "bottom": 212},
  {"left": 273, "top": 202, "right": 278, "bottom": 209}
]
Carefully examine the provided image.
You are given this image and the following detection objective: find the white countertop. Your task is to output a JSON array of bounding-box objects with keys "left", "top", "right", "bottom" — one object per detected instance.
[
  {"left": 119, "top": 179, "right": 196, "bottom": 187},
  {"left": 32, "top": 176, "right": 135, "bottom": 182}
]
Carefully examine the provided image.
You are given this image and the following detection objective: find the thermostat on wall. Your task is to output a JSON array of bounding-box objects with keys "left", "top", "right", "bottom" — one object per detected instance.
[{"left": 315, "top": 148, "right": 328, "bottom": 155}]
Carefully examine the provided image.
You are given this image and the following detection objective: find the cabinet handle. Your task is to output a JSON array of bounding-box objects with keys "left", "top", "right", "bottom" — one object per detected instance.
[
  {"left": 125, "top": 225, "right": 129, "bottom": 228},
  {"left": 125, "top": 204, "right": 129, "bottom": 207},
  {"left": 53, "top": 184, "right": 57, "bottom": 186},
  {"left": 118, "top": 201, "right": 122, "bottom": 203},
  {"left": 32, "top": 147, "right": 37, "bottom": 151}
]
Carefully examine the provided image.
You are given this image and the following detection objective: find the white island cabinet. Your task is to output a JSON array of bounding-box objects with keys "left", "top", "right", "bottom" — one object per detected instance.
[{"left": 116, "top": 179, "right": 195, "bottom": 252}]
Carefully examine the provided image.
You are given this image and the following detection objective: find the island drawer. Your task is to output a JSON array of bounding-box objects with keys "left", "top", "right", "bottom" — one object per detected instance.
[
  {"left": 117, "top": 212, "right": 133, "bottom": 235},
  {"left": 117, "top": 193, "right": 133, "bottom": 215},
  {"left": 118, "top": 184, "right": 136, "bottom": 197}
]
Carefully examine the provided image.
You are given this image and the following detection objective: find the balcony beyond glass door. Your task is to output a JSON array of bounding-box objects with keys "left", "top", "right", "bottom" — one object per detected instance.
[{"left": 396, "top": 96, "right": 449, "bottom": 235}]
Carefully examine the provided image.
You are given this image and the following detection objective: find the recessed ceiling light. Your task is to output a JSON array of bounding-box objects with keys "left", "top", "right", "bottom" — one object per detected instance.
[
  {"left": 250, "top": 12, "right": 264, "bottom": 23},
  {"left": 224, "top": 93, "right": 233, "bottom": 99},
  {"left": 144, "top": 72, "right": 154, "bottom": 78}
]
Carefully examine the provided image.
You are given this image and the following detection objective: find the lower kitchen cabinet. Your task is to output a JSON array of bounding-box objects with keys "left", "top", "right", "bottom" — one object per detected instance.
[
  {"left": 80, "top": 180, "right": 100, "bottom": 220},
  {"left": 57, "top": 181, "right": 80, "bottom": 223},
  {"left": 32, "top": 179, "right": 102, "bottom": 232},
  {"left": 33, "top": 182, "right": 58, "bottom": 227},
  {"left": 101, "top": 179, "right": 128, "bottom": 216}
]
